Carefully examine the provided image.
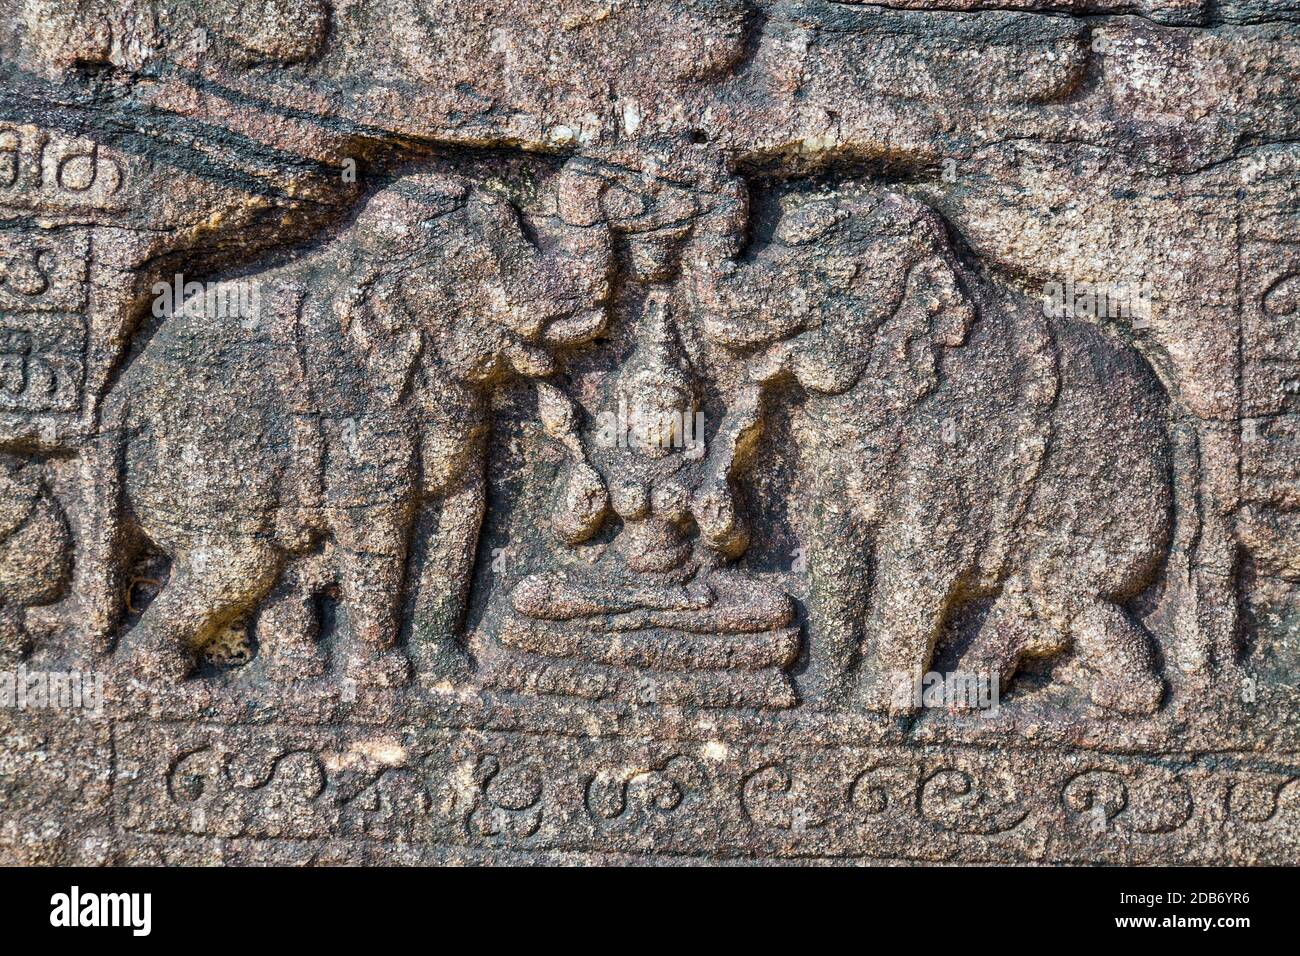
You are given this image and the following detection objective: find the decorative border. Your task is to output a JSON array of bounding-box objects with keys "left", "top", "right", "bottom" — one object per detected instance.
[{"left": 106, "top": 719, "right": 1300, "bottom": 863}]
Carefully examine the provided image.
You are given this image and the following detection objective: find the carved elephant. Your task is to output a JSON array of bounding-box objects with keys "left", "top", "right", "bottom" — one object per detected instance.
[
  {"left": 692, "top": 187, "right": 1172, "bottom": 714},
  {"left": 88, "top": 169, "right": 612, "bottom": 684}
]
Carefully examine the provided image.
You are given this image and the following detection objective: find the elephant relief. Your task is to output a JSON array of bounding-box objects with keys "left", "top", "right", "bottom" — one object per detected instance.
[
  {"left": 691, "top": 186, "right": 1173, "bottom": 715},
  {"left": 87, "top": 165, "right": 613, "bottom": 685}
]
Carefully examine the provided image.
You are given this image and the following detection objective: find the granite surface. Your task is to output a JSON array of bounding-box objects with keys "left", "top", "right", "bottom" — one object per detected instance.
[{"left": 0, "top": 0, "right": 1297, "bottom": 864}]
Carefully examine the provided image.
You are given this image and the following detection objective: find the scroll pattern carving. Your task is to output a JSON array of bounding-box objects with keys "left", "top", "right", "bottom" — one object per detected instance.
[{"left": 105, "top": 722, "right": 1300, "bottom": 863}]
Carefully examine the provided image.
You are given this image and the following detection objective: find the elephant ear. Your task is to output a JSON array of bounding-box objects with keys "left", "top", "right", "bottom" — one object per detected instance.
[
  {"left": 819, "top": 190, "right": 979, "bottom": 408},
  {"left": 861, "top": 252, "right": 977, "bottom": 409},
  {"left": 463, "top": 191, "right": 549, "bottom": 341},
  {"left": 783, "top": 228, "right": 918, "bottom": 396}
]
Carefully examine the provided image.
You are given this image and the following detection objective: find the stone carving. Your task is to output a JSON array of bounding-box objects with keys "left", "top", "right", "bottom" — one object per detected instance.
[
  {"left": 20, "top": 0, "right": 330, "bottom": 74},
  {"left": 584, "top": 755, "right": 705, "bottom": 823},
  {"left": 0, "top": 458, "right": 71, "bottom": 660},
  {"left": 1062, "top": 768, "right": 1194, "bottom": 835},
  {"left": 694, "top": 188, "right": 1172, "bottom": 713},
  {"left": 0, "top": 0, "right": 1296, "bottom": 865},
  {"left": 919, "top": 768, "right": 1030, "bottom": 835},
  {"left": 90, "top": 168, "right": 612, "bottom": 684},
  {"left": 482, "top": 282, "right": 804, "bottom": 710}
]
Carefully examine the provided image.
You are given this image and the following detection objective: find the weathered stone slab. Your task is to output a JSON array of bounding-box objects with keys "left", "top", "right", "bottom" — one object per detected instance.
[{"left": 0, "top": 0, "right": 1296, "bottom": 865}]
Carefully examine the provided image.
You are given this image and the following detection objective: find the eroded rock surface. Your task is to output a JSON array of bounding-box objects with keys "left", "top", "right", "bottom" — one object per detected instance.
[{"left": 0, "top": 0, "right": 1297, "bottom": 865}]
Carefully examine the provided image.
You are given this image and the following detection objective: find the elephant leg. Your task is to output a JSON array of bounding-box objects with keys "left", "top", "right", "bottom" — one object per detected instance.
[
  {"left": 408, "top": 473, "right": 484, "bottom": 685},
  {"left": 958, "top": 582, "right": 1069, "bottom": 703},
  {"left": 958, "top": 592, "right": 1031, "bottom": 700},
  {"left": 121, "top": 538, "right": 282, "bottom": 684},
  {"left": 333, "top": 506, "right": 412, "bottom": 687},
  {"left": 1071, "top": 598, "right": 1164, "bottom": 715},
  {"left": 256, "top": 558, "right": 328, "bottom": 682},
  {"left": 853, "top": 526, "right": 967, "bottom": 715},
  {"left": 800, "top": 503, "right": 871, "bottom": 709}
]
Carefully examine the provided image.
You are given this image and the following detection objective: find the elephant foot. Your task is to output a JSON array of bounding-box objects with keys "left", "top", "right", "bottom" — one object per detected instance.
[
  {"left": 955, "top": 645, "right": 1019, "bottom": 711},
  {"left": 341, "top": 645, "right": 411, "bottom": 688},
  {"left": 1086, "top": 669, "right": 1164, "bottom": 716},
  {"left": 409, "top": 637, "right": 473, "bottom": 688},
  {"left": 852, "top": 670, "right": 919, "bottom": 716},
  {"left": 1072, "top": 599, "right": 1165, "bottom": 716},
  {"left": 118, "top": 627, "right": 196, "bottom": 684},
  {"left": 264, "top": 641, "right": 328, "bottom": 683}
]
